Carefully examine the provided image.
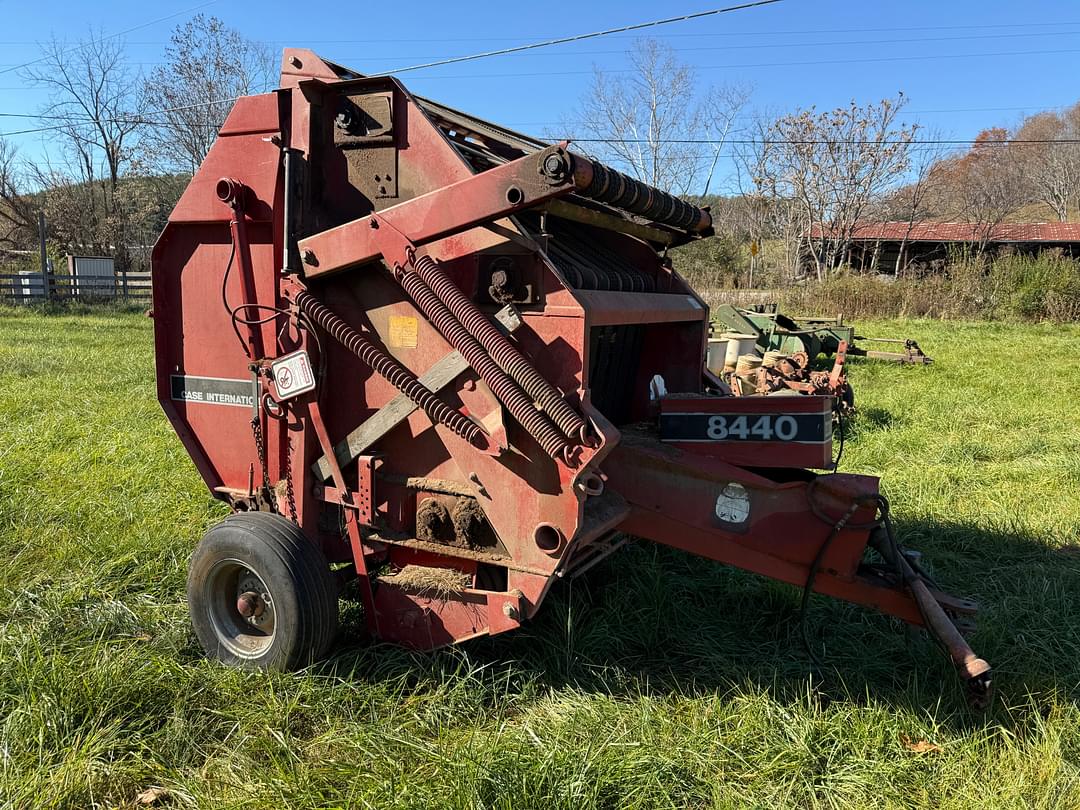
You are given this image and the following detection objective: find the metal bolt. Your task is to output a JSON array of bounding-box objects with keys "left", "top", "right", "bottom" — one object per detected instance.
[
  {"left": 502, "top": 602, "right": 520, "bottom": 620},
  {"left": 540, "top": 150, "right": 571, "bottom": 183},
  {"left": 288, "top": 55, "right": 302, "bottom": 68},
  {"left": 302, "top": 249, "right": 316, "bottom": 264}
]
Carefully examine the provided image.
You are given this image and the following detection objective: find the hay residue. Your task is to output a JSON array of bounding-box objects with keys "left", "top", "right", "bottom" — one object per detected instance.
[
  {"left": 379, "top": 564, "right": 471, "bottom": 596},
  {"left": 415, "top": 497, "right": 452, "bottom": 544},
  {"left": 451, "top": 497, "right": 496, "bottom": 548}
]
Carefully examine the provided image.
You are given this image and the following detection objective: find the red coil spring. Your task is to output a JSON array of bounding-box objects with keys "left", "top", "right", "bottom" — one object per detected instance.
[
  {"left": 395, "top": 269, "right": 573, "bottom": 464},
  {"left": 295, "top": 291, "right": 486, "bottom": 449},
  {"left": 412, "top": 254, "right": 590, "bottom": 444}
]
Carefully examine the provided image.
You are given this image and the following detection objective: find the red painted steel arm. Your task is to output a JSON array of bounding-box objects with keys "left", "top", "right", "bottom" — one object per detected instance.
[
  {"left": 606, "top": 436, "right": 924, "bottom": 626},
  {"left": 298, "top": 146, "right": 578, "bottom": 278}
]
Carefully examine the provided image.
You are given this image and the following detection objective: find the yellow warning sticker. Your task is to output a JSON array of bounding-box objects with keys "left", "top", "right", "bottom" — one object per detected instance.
[{"left": 388, "top": 315, "right": 418, "bottom": 348}]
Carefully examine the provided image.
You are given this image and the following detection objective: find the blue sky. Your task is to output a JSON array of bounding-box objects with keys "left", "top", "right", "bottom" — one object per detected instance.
[{"left": 3, "top": 0, "right": 1079, "bottom": 190}]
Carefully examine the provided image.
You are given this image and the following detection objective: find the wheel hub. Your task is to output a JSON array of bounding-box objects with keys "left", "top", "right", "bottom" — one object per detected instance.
[{"left": 236, "top": 590, "right": 265, "bottom": 619}]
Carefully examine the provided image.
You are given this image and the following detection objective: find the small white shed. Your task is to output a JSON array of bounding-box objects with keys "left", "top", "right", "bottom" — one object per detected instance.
[{"left": 67, "top": 255, "right": 116, "bottom": 298}]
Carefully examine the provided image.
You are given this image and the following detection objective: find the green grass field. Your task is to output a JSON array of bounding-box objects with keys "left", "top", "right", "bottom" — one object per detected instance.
[{"left": 1, "top": 309, "right": 1079, "bottom": 809}]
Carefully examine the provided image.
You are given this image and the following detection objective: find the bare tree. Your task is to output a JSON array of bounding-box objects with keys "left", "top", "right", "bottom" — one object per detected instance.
[
  {"left": 141, "top": 15, "right": 274, "bottom": 174},
  {"left": 879, "top": 135, "right": 950, "bottom": 275},
  {"left": 564, "top": 39, "right": 747, "bottom": 195},
  {"left": 699, "top": 82, "right": 752, "bottom": 196},
  {"left": 934, "top": 128, "right": 1025, "bottom": 254},
  {"left": 26, "top": 32, "right": 144, "bottom": 269},
  {"left": 27, "top": 34, "right": 143, "bottom": 194},
  {"left": 731, "top": 115, "right": 806, "bottom": 283},
  {"left": 751, "top": 94, "right": 917, "bottom": 279},
  {"left": 0, "top": 140, "right": 40, "bottom": 252}
]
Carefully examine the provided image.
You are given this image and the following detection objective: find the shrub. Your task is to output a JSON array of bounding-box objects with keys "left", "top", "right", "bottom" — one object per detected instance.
[{"left": 705, "top": 251, "right": 1080, "bottom": 322}]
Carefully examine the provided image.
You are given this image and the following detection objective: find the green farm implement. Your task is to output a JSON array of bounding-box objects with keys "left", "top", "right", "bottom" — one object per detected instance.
[{"left": 712, "top": 303, "right": 933, "bottom": 365}]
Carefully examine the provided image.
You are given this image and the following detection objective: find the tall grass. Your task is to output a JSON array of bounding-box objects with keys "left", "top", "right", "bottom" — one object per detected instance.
[
  {"left": 1, "top": 311, "right": 1079, "bottom": 807},
  {"left": 734, "top": 252, "right": 1080, "bottom": 322}
]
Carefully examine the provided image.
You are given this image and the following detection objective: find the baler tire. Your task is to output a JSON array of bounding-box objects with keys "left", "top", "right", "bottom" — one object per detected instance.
[{"left": 187, "top": 512, "right": 339, "bottom": 671}]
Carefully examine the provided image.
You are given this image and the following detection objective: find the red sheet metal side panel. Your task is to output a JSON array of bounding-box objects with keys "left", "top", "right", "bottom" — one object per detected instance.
[
  {"left": 168, "top": 95, "right": 281, "bottom": 225},
  {"left": 152, "top": 94, "right": 285, "bottom": 496}
]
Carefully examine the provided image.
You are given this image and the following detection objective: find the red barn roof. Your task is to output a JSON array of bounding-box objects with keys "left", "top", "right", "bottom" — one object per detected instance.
[{"left": 809, "top": 222, "right": 1080, "bottom": 243}]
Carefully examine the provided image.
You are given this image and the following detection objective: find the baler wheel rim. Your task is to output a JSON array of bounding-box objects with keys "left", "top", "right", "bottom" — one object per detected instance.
[{"left": 204, "top": 558, "right": 277, "bottom": 659}]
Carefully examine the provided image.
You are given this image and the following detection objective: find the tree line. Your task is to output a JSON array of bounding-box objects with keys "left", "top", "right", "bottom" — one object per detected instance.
[
  {"left": 1, "top": 27, "right": 1077, "bottom": 285},
  {"left": 569, "top": 41, "right": 1080, "bottom": 286}
]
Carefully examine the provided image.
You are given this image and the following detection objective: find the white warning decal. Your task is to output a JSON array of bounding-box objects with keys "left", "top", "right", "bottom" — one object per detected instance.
[
  {"left": 715, "top": 482, "right": 751, "bottom": 524},
  {"left": 271, "top": 350, "right": 316, "bottom": 400}
]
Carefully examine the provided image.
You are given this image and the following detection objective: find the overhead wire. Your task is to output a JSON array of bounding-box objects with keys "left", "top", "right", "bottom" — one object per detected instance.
[
  {"left": 0, "top": 0, "right": 218, "bottom": 76},
  {"left": 396, "top": 45, "right": 1080, "bottom": 80},
  {"left": 16, "top": 27, "right": 1080, "bottom": 67},
  {"left": 2, "top": 3, "right": 1076, "bottom": 155},
  {"left": 378, "top": 0, "right": 785, "bottom": 74},
  {"left": 1, "top": 18, "right": 1079, "bottom": 46},
  {"left": 326, "top": 28, "right": 1080, "bottom": 63}
]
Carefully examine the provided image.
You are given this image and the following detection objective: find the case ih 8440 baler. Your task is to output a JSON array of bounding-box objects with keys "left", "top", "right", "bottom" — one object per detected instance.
[{"left": 152, "top": 50, "right": 991, "bottom": 705}]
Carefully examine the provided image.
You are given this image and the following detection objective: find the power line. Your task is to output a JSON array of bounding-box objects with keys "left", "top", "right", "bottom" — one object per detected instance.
[
  {"left": 320, "top": 28, "right": 1080, "bottom": 64},
  {"left": 395, "top": 45, "right": 1080, "bottom": 80},
  {"left": 13, "top": 27, "right": 1080, "bottom": 68},
  {"left": 568, "top": 138, "right": 1080, "bottom": 145},
  {"left": 380, "top": 0, "right": 784, "bottom": 74},
  {"left": 6, "top": 18, "right": 1078, "bottom": 47},
  {"left": 0, "top": 0, "right": 218, "bottom": 77}
]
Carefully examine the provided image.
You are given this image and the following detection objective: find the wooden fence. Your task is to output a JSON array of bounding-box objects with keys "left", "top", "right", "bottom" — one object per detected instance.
[{"left": 0, "top": 271, "right": 152, "bottom": 305}]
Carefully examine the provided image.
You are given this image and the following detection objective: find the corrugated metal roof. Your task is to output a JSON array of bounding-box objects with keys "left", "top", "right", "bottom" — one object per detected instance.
[{"left": 809, "top": 221, "right": 1080, "bottom": 243}]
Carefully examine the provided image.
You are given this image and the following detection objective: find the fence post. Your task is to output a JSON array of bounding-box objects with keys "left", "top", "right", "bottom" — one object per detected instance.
[
  {"left": 121, "top": 269, "right": 128, "bottom": 302},
  {"left": 38, "top": 211, "right": 48, "bottom": 302}
]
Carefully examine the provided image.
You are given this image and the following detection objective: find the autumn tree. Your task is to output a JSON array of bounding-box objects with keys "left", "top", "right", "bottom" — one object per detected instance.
[
  {"left": 141, "top": 14, "right": 274, "bottom": 174},
  {"left": 932, "top": 128, "right": 1024, "bottom": 253},
  {"left": 751, "top": 94, "right": 917, "bottom": 279}
]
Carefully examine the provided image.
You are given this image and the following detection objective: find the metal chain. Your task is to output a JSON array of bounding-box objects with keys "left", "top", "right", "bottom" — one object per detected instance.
[
  {"left": 251, "top": 414, "right": 272, "bottom": 495},
  {"left": 284, "top": 431, "right": 298, "bottom": 524}
]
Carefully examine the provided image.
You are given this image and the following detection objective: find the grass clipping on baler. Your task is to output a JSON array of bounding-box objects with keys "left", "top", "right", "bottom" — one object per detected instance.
[{"left": 379, "top": 565, "right": 471, "bottom": 597}]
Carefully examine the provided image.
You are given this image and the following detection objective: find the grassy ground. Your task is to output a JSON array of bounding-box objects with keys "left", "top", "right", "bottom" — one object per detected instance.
[{"left": 1, "top": 309, "right": 1079, "bottom": 809}]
